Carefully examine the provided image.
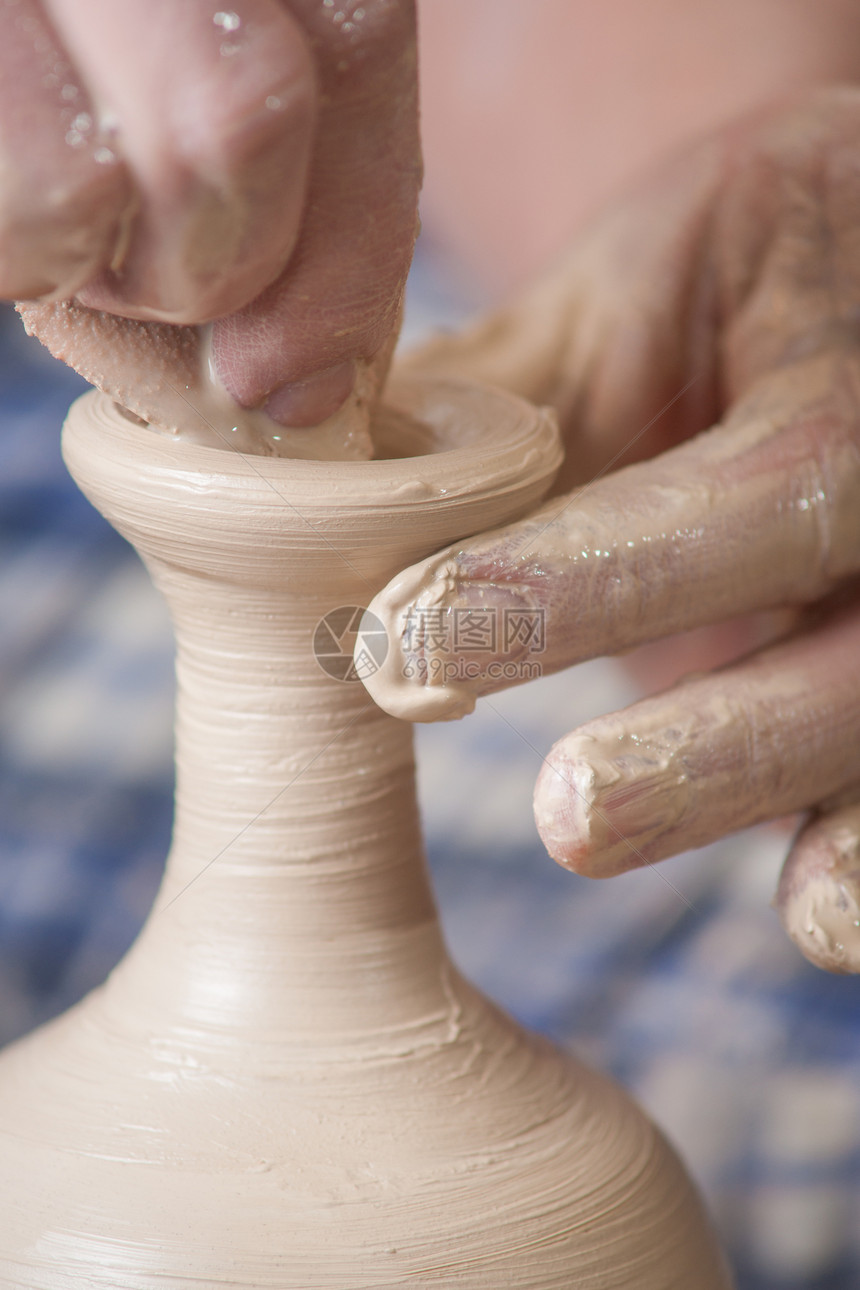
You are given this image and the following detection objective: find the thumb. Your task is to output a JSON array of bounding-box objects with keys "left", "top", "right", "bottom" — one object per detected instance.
[{"left": 210, "top": 0, "right": 421, "bottom": 429}]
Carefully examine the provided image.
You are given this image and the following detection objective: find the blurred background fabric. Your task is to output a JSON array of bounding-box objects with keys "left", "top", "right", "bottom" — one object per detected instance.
[{"left": 0, "top": 245, "right": 859, "bottom": 1288}]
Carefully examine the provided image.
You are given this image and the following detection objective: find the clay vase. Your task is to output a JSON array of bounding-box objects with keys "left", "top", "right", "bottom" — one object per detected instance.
[{"left": 0, "top": 376, "right": 732, "bottom": 1288}]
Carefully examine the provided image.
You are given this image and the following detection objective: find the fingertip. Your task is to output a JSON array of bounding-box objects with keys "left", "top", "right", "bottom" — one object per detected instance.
[
  {"left": 776, "top": 805, "right": 860, "bottom": 974},
  {"left": 533, "top": 746, "right": 621, "bottom": 878},
  {"left": 534, "top": 718, "right": 692, "bottom": 878},
  {"left": 534, "top": 753, "right": 582, "bottom": 868}
]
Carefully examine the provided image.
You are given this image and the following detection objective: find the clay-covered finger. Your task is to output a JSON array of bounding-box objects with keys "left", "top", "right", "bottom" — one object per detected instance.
[
  {"left": 0, "top": 0, "right": 133, "bottom": 300},
  {"left": 43, "top": 0, "right": 316, "bottom": 323},
  {"left": 16, "top": 296, "right": 380, "bottom": 460},
  {"left": 365, "top": 350, "right": 860, "bottom": 722},
  {"left": 211, "top": 0, "right": 421, "bottom": 426},
  {"left": 531, "top": 597, "right": 860, "bottom": 877},
  {"left": 776, "top": 800, "right": 860, "bottom": 974}
]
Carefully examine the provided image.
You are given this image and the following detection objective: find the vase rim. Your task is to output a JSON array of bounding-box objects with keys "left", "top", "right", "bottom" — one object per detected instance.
[{"left": 62, "top": 375, "right": 561, "bottom": 515}]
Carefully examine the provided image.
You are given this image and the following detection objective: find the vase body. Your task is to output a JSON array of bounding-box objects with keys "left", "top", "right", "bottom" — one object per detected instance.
[{"left": 0, "top": 379, "right": 732, "bottom": 1288}]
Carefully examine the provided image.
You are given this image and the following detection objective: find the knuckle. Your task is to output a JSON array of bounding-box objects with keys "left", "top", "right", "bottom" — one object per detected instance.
[{"left": 0, "top": 157, "right": 131, "bottom": 298}]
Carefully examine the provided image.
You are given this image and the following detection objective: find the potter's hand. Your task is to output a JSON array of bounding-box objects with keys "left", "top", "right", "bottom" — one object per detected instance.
[
  {"left": 375, "top": 88, "right": 860, "bottom": 973},
  {"left": 3, "top": 0, "right": 419, "bottom": 427}
]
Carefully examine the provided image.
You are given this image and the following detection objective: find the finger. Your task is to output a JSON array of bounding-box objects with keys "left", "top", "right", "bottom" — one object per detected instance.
[
  {"left": 364, "top": 346, "right": 860, "bottom": 721},
  {"left": 776, "top": 800, "right": 860, "bottom": 974},
  {"left": 398, "top": 135, "right": 725, "bottom": 491},
  {"left": 211, "top": 0, "right": 421, "bottom": 426},
  {"left": 0, "top": 0, "right": 132, "bottom": 299},
  {"left": 16, "top": 297, "right": 377, "bottom": 460},
  {"left": 43, "top": 0, "right": 316, "bottom": 322},
  {"left": 17, "top": 298, "right": 200, "bottom": 427},
  {"left": 530, "top": 597, "right": 860, "bottom": 877},
  {"left": 402, "top": 89, "right": 860, "bottom": 496}
]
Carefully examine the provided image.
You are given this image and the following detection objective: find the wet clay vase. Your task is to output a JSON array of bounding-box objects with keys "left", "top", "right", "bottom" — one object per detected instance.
[{"left": 0, "top": 376, "right": 733, "bottom": 1287}]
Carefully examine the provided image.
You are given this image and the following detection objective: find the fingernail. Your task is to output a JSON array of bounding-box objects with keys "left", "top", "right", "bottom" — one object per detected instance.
[
  {"left": 534, "top": 746, "right": 598, "bottom": 872},
  {"left": 534, "top": 728, "right": 690, "bottom": 877},
  {"left": 264, "top": 361, "right": 355, "bottom": 428}
]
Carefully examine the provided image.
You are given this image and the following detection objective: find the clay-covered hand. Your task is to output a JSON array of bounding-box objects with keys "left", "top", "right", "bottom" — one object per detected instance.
[
  {"left": 385, "top": 88, "right": 860, "bottom": 973},
  {"left": 3, "top": 0, "right": 420, "bottom": 427}
]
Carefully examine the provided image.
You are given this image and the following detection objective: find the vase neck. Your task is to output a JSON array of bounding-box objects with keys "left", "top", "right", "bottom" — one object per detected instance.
[
  {"left": 164, "top": 578, "right": 419, "bottom": 896},
  {"left": 59, "top": 383, "right": 560, "bottom": 1054},
  {"left": 104, "top": 561, "right": 448, "bottom": 1052}
]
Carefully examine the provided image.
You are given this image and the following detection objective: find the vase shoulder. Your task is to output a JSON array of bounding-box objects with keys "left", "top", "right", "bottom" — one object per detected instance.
[{"left": 0, "top": 967, "right": 730, "bottom": 1288}]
